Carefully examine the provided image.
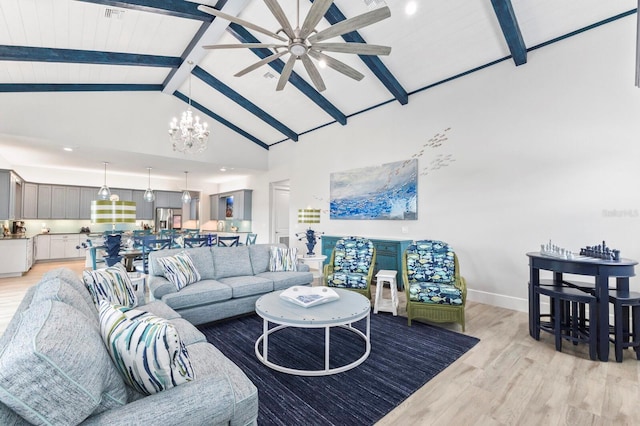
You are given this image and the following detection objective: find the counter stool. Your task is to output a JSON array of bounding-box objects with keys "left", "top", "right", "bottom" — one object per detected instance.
[
  {"left": 374, "top": 270, "right": 398, "bottom": 316},
  {"left": 536, "top": 285, "right": 598, "bottom": 360},
  {"left": 608, "top": 290, "right": 640, "bottom": 362}
]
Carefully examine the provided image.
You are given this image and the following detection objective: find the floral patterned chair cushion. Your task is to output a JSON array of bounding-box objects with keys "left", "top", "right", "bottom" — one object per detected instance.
[
  {"left": 326, "top": 237, "right": 374, "bottom": 290},
  {"left": 406, "top": 240, "right": 462, "bottom": 305}
]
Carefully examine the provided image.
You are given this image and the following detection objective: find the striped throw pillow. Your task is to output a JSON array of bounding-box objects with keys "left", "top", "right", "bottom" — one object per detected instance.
[
  {"left": 269, "top": 247, "right": 298, "bottom": 272},
  {"left": 83, "top": 263, "right": 138, "bottom": 308},
  {"left": 156, "top": 251, "right": 201, "bottom": 291},
  {"left": 99, "top": 301, "right": 196, "bottom": 395}
]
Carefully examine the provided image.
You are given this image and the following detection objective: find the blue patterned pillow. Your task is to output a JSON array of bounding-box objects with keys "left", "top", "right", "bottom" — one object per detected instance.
[
  {"left": 406, "top": 240, "right": 455, "bottom": 284},
  {"left": 99, "top": 301, "right": 196, "bottom": 395},
  {"left": 83, "top": 263, "right": 138, "bottom": 308},
  {"left": 157, "top": 251, "right": 201, "bottom": 291},
  {"left": 269, "top": 247, "right": 298, "bottom": 272}
]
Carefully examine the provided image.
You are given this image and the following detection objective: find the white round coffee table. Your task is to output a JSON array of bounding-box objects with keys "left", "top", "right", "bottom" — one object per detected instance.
[{"left": 255, "top": 288, "right": 371, "bottom": 376}]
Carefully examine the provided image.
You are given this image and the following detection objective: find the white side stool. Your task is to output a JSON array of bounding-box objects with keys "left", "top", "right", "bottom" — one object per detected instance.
[{"left": 374, "top": 270, "right": 398, "bottom": 316}]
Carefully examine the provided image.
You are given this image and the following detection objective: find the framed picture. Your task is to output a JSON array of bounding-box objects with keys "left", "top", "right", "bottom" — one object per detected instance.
[{"left": 330, "top": 159, "right": 417, "bottom": 220}]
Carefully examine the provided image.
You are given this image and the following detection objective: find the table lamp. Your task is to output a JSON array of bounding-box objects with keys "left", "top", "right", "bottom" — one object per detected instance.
[{"left": 296, "top": 208, "right": 321, "bottom": 256}]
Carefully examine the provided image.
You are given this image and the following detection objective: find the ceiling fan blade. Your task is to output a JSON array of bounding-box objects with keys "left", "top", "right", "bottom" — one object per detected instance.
[
  {"left": 234, "top": 51, "right": 289, "bottom": 77},
  {"left": 197, "top": 5, "right": 287, "bottom": 42},
  {"left": 202, "top": 43, "right": 286, "bottom": 50},
  {"left": 264, "top": 0, "right": 296, "bottom": 40},
  {"left": 298, "top": 0, "right": 333, "bottom": 40},
  {"left": 300, "top": 54, "right": 326, "bottom": 92},
  {"left": 276, "top": 55, "right": 297, "bottom": 91},
  {"left": 307, "top": 50, "right": 364, "bottom": 81},
  {"left": 308, "top": 6, "right": 391, "bottom": 43},
  {"left": 312, "top": 43, "right": 391, "bottom": 56}
]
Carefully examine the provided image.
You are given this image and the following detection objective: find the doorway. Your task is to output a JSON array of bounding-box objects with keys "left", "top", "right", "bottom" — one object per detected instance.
[{"left": 270, "top": 180, "right": 290, "bottom": 246}]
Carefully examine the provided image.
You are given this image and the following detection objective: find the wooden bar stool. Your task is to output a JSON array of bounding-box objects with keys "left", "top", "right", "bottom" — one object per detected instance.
[
  {"left": 536, "top": 285, "right": 598, "bottom": 360},
  {"left": 608, "top": 290, "right": 640, "bottom": 362}
]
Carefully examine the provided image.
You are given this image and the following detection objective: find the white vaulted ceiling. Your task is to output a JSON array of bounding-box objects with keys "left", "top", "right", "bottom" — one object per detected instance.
[{"left": 0, "top": 0, "right": 636, "bottom": 187}]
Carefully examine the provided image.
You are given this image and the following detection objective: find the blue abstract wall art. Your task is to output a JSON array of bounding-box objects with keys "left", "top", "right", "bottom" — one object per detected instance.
[{"left": 330, "top": 159, "right": 418, "bottom": 220}]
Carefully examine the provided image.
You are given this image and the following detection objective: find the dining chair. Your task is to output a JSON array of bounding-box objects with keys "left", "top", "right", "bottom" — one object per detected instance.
[
  {"left": 218, "top": 235, "right": 240, "bottom": 247},
  {"left": 134, "top": 236, "right": 172, "bottom": 274},
  {"left": 206, "top": 233, "right": 218, "bottom": 247},
  {"left": 245, "top": 233, "right": 257, "bottom": 245},
  {"left": 183, "top": 236, "right": 210, "bottom": 248}
]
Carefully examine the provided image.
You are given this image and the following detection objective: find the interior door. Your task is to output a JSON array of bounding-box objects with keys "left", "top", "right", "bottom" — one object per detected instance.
[{"left": 270, "top": 181, "right": 290, "bottom": 246}]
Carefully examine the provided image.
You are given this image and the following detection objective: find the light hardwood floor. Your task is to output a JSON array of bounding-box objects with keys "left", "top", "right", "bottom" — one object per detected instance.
[{"left": 2, "top": 261, "right": 640, "bottom": 425}]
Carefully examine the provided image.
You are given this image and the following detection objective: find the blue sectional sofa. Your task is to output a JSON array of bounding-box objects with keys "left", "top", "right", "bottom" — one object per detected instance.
[{"left": 148, "top": 244, "right": 314, "bottom": 325}]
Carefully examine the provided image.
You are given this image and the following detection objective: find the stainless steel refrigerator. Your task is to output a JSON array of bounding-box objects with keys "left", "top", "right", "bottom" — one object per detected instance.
[{"left": 155, "top": 208, "right": 182, "bottom": 231}]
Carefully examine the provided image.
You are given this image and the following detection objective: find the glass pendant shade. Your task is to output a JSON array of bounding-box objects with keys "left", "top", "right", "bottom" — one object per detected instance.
[
  {"left": 97, "top": 162, "right": 111, "bottom": 200},
  {"left": 181, "top": 171, "right": 191, "bottom": 204},
  {"left": 143, "top": 167, "right": 155, "bottom": 202}
]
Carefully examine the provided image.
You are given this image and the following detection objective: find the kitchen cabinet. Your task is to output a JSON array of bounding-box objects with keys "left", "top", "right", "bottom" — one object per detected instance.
[
  {"left": 229, "top": 190, "right": 252, "bottom": 220},
  {"left": 80, "top": 187, "right": 97, "bottom": 219},
  {"left": 0, "top": 170, "right": 22, "bottom": 220},
  {"left": 0, "top": 170, "right": 10, "bottom": 220},
  {"left": 210, "top": 190, "right": 252, "bottom": 221},
  {"left": 0, "top": 238, "right": 33, "bottom": 277},
  {"left": 36, "top": 234, "right": 51, "bottom": 260},
  {"left": 132, "top": 190, "right": 154, "bottom": 220},
  {"left": 37, "top": 185, "right": 52, "bottom": 219},
  {"left": 50, "top": 186, "right": 81, "bottom": 219},
  {"left": 113, "top": 188, "right": 133, "bottom": 202},
  {"left": 23, "top": 182, "right": 38, "bottom": 219},
  {"left": 49, "top": 234, "right": 82, "bottom": 259},
  {"left": 209, "top": 194, "right": 222, "bottom": 220},
  {"left": 155, "top": 191, "right": 183, "bottom": 209}
]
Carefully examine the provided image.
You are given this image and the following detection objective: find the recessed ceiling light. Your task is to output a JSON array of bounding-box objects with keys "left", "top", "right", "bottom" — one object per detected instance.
[
  {"left": 220, "top": 167, "right": 227, "bottom": 172},
  {"left": 405, "top": 1, "right": 417, "bottom": 16},
  {"left": 318, "top": 60, "right": 327, "bottom": 69},
  {"left": 63, "top": 147, "right": 73, "bottom": 152}
]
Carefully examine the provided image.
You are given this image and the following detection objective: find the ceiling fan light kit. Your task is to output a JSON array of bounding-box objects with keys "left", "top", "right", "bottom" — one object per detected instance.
[{"left": 198, "top": 0, "right": 392, "bottom": 92}]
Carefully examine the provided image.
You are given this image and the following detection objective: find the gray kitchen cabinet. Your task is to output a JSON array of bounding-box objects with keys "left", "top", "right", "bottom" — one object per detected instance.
[
  {"left": 230, "top": 190, "right": 252, "bottom": 220},
  {"left": 65, "top": 187, "right": 80, "bottom": 219},
  {"left": 209, "top": 190, "right": 252, "bottom": 221},
  {"left": 80, "top": 187, "right": 97, "bottom": 219},
  {"left": 132, "top": 190, "right": 154, "bottom": 220},
  {"left": 0, "top": 170, "right": 22, "bottom": 220},
  {"left": 156, "top": 191, "right": 183, "bottom": 208},
  {"left": 50, "top": 186, "right": 67, "bottom": 219},
  {"left": 113, "top": 188, "right": 133, "bottom": 202},
  {"left": 23, "top": 182, "right": 38, "bottom": 219},
  {"left": 37, "top": 185, "right": 52, "bottom": 219},
  {"left": 0, "top": 170, "right": 10, "bottom": 220},
  {"left": 209, "top": 194, "right": 222, "bottom": 220}
]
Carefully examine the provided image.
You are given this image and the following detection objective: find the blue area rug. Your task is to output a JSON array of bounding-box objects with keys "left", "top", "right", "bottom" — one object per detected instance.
[{"left": 198, "top": 312, "right": 479, "bottom": 425}]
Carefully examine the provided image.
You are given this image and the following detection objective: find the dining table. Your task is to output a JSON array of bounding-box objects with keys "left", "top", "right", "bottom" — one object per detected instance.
[{"left": 527, "top": 252, "right": 638, "bottom": 361}]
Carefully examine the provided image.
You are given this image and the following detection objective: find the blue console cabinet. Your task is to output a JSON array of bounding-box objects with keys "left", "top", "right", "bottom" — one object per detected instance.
[{"left": 321, "top": 236, "right": 412, "bottom": 290}]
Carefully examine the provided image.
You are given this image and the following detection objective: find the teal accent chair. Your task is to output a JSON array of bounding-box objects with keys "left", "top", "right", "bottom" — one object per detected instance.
[
  {"left": 323, "top": 236, "right": 376, "bottom": 299},
  {"left": 402, "top": 240, "right": 467, "bottom": 331}
]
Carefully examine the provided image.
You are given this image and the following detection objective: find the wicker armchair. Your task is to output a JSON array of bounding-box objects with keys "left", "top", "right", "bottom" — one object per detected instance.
[
  {"left": 402, "top": 240, "right": 467, "bottom": 331},
  {"left": 323, "top": 236, "right": 376, "bottom": 299}
]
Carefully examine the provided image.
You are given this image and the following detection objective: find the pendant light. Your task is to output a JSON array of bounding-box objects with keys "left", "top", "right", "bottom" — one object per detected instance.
[
  {"left": 181, "top": 171, "right": 191, "bottom": 204},
  {"left": 143, "top": 167, "right": 155, "bottom": 202},
  {"left": 97, "top": 162, "right": 111, "bottom": 200}
]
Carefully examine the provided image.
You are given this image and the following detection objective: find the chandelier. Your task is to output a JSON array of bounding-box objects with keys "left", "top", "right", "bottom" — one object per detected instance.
[{"left": 169, "top": 61, "right": 210, "bottom": 154}]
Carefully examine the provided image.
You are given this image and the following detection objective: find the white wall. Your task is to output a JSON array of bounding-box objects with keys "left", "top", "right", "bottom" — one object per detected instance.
[{"left": 254, "top": 15, "right": 640, "bottom": 312}]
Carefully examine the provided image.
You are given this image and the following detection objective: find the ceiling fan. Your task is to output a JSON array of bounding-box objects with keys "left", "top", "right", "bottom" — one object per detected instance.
[{"left": 197, "top": 0, "right": 391, "bottom": 92}]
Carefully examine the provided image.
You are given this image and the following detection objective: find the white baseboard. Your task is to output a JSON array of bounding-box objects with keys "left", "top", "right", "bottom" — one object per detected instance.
[{"left": 467, "top": 289, "right": 528, "bottom": 313}]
